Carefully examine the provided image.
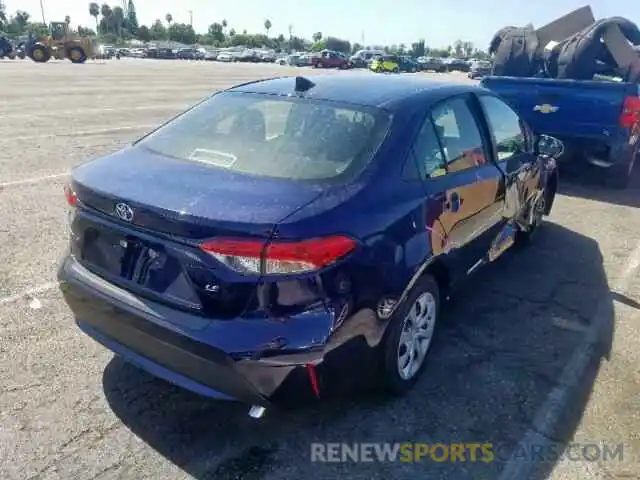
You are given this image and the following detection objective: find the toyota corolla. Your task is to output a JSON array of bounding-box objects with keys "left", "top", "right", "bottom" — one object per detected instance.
[{"left": 59, "top": 74, "right": 561, "bottom": 416}]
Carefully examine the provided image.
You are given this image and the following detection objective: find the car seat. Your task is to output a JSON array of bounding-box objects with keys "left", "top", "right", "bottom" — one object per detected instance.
[{"left": 231, "top": 108, "right": 266, "bottom": 144}]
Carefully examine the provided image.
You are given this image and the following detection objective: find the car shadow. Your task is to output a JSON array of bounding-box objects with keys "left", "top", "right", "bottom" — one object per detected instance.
[
  {"left": 558, "top": 162, "right": 640, "bottom": 209},
  {"left": 102, "top": 222, "right": 613, "bottom": 480}
]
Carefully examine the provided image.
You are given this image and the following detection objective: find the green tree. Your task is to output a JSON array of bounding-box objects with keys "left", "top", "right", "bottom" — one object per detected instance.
[
  {"left": 127, "top": 0, "right": 138, "bottom": 35},
  {"left": 264, "top": 19, "right": 271, "bottom": 36},
  {"left": 411, "top": 39, "right": 425, "bottom": 58},
  {"left": 65, "top": 15, "right": 71, "bottom": 25},
  {"left": 112, "top": 6, "right": 124, "bottom": 37},
  {"left": 149, "top": 19, "right": 167, "bottom": 40},
  {"left": 88, "top": 2, "right": 100, "bottom": 33},
  {"left": 324, "top": 36, "right": 350, "bottom": 54},
  {"left": 77, "top": 26, "right": 96, "bottom": 36},
  {"left": 98, "top": 4, "right": 112, "bottom": 34},
  {"left": 229, "top": 28, "right": 235, "bottom": 37},
  {"left": 207, "top": 22, "right": 224, "bottom": 44},
  {"left": 312, "top": 32, "right": 322, "bottom": 42},
  {"left": 165, "top": 13, "right": 172, "bottom": 25},
  {"left": 0, "top": 1, "right": 7, "bottom": 26},
  {"left": 27, "top": 22, "right": 49, "bottom": 36},
  {"left": 168, "top": 22, "right": 195, "bottom": 44},
  {"left": 136, "top": 24, "right": 150, "bottom": 41},
  {"left": 13, "top": 10, "right": 30, "bottom": 32}
]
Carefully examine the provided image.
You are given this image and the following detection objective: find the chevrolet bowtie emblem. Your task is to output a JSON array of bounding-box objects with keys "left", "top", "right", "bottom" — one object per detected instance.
[{"left": 533, "top": 104, "right": 559, "bottom": 114}]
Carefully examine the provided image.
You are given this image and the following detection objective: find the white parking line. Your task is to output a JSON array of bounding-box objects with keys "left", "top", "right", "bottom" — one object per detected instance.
[
  {"left": 498, "top": 240, "right": 640, "bottom": 480},
  {"left": 0, "top": 172, "right": 69, "bottom": 188},
  {"left": 1, "top": 124, "right": 156, "bottom": 143}
]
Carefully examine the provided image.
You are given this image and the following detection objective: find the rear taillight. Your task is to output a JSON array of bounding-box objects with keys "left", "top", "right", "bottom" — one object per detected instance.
[
  {"left": 619, "top": 96, "right": 640, "bottom": 128},
  {"left": 64, "top": 184, "right": 77, "bottom": 207},
  {"left": 200, "top": 236, "right": 357, "bottom": 275}
]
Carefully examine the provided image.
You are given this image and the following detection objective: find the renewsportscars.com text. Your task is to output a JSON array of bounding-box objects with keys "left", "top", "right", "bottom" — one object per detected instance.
[{"left": 310, "top": 442, "right": 625, "bottom": 463}]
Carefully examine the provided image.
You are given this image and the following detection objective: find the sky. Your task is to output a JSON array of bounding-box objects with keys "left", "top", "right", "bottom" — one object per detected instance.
[{"left": 4, "top": 0, "right": 640, "bottom": 49}]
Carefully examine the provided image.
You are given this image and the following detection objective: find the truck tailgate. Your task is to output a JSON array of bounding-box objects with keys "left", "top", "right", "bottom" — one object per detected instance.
[{"left": 481, "top": 76, "right": 637, "bottom": 140}]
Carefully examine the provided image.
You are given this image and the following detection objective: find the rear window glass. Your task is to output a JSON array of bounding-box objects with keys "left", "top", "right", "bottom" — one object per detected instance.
[{"left": 136, "top": 92, "right": 390, "bottom": 182}]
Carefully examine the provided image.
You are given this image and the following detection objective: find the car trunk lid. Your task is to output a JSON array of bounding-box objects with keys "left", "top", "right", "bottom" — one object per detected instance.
[{"left": 68, "top": 147, "right": 327, "bottom": 320}]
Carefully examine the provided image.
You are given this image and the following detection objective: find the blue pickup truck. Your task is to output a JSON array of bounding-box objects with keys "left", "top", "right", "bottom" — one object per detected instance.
[{"left": 481, "top": 76, "right": 640, "bottom": 188}]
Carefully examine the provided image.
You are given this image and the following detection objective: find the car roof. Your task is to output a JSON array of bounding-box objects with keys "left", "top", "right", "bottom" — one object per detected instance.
[{"left": 226, "top": 74, "right": 483, "bottom": 110}]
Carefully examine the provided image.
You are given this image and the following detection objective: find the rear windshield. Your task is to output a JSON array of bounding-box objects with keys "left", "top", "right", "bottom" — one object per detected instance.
[{"left": 136, "top": 91, "right": 391, "bottom": 182}]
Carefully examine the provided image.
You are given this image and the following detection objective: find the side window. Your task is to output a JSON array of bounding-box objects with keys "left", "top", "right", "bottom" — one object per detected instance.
[
  {"left": 407, "top": 118, "right": 446, "bottom": 179},
  {"left": 479, "top": 95, "right": 527, "bottom": 161},
  {"left": 431, "top": 97, "right": 488, "bottom": 173}
]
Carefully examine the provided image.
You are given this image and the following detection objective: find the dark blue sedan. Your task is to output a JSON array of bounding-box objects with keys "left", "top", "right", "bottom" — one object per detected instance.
[{"left": 59, "top": 74, "right": 562, "bottom": 416}]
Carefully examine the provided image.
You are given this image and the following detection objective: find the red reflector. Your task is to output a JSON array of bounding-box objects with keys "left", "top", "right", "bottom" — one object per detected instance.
[
  {"left": 200, "top": 235, "right": 357, "bottom": 275},
  {"left": 619, "top": 96, "right": 640, "bottom": 128},
  {"left": 64, "top": 184, "right": 77, "bottom": 207}
]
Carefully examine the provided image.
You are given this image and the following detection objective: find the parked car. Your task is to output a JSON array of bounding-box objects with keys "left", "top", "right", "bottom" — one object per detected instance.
[
  {"left": 204, "top": 50, "right": 218, "bottom": 61},
  {"left": 258, "top": 50, "right": 276, "bottom": 62},
  {"left": 216, "top": 51, "right": 235, "bottom": 62},
  {"left": 59, "top": 75, "right": 561, "bottom": 415},
  {"left": 310, "top": 49, "right": 351, "bottom": 69},
  {"left": 176, "top": 48, "right": 204, "bottom": 60},
  {"left": 482, "top": 75, "right": 640, "bottom": 188},
  {"left": 97, "top": 45, "right": 115, "bottom": 59},
  {"left": 146, "top": 47, "right": 176, "bottom": 59},
  {"left": 277, "top": 54, "right": 306, "bottom": 66},
  {"left": 468, "top": 60, "right": 492, "bottom": 79},
  {"left": 350, "top": 49, "right": 385, "bottom": 68},
  {"left": 235, "top": 49, "right": 262, "bottom": 62},
  {"left": 446, "top": 58, "right": 471, "bottom": 72},
  {"left": 370, "top": 54, "right": 400, "bottom": 73},
  {"left": 398, "top": 56, "right": 420, "bottom": 73},
  {"left": 417, "top": 57, "right": 448, "bottom": 72}
]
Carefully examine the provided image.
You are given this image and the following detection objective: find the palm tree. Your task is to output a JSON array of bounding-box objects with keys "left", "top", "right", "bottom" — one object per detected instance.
[
  {"left": 165, "top": 13, "right": 172, "bottom": 25},
  {"left": 88, "top": 2, "right": 99, "bottom": 32},
  {"left": 312, "top": 32, "right": 322, "bottom": 43},
  {"left": 264, "top": 19, "right": 272, "bottom": 36},
  {"left": 65, "top": 15, "right": 71, "bottom": 25}
]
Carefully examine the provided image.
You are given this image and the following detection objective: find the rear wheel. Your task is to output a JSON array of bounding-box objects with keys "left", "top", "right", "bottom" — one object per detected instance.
[
  {"left": 28, "top": 44, "right": 50, "bottom": 63},
  {"left": 380, "top": 276, "right": 439, "bottom": 395},
  {"left": 67, "top": 46, "right": 87, "bottom": 64}
]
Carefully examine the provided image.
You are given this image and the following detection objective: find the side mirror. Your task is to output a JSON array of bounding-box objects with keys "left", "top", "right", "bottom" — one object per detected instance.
[{"left": 534, "top": 134, "right": 564, "bottom": 159}]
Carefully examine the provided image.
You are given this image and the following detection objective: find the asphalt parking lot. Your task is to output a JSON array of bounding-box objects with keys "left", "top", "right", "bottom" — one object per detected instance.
[{"left": 1, "top": 58, "right": 639, "bottom": 480}]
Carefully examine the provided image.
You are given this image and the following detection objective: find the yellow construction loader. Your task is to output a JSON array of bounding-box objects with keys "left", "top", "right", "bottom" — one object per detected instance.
[{"left": 27, "top": 22, "right": 96, "bottom": 63}]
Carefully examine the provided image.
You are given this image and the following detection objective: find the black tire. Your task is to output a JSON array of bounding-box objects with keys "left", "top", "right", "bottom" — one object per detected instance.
[
  {"left": 604, "top": 155, "right": 635, "bottom": 189},
  {"left": 67, "top": 46, "right": 87, "bottom": 64},
  {"left": 380, "top": 275, "right": 440, "bottom": 395},
  {"left": 28, "top": 44, "right": 50, "bottom": 63}
]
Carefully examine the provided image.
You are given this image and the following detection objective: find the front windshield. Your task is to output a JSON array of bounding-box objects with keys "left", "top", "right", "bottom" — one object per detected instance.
[{"left": 136, "top": 92, "right": 391, "bottom": 182}]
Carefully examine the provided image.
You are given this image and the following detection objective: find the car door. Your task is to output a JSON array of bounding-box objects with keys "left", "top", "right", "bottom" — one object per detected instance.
[
  {"left": 413, "top": 95, "right": 507, "bottom": 276},
  {"left": 476, "top": 93, "right": 540, "bottom": 261}
]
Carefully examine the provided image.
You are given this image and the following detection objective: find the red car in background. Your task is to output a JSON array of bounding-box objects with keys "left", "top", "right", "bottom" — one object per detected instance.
[{"left": 310, "top": 49, "right": 352, "bottom": 69}]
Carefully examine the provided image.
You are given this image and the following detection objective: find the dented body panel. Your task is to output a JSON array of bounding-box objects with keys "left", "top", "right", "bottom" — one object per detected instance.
[{"left": 58, "top": 75, "right": 557, "bottom": 407}]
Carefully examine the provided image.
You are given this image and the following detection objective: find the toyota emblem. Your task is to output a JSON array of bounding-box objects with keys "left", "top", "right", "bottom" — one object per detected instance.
[{"left": 114, "top": 202, "right": 134, "bottom": 222}]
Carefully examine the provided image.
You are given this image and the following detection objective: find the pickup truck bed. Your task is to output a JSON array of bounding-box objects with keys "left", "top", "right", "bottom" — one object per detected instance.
[{"left": 481, "top": 76, "right": 640, "bottom": 188}]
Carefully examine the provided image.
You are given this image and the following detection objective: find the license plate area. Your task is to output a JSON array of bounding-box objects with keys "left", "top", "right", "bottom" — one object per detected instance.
[
  {"left": 81, "top": 227, "right": 140, "bottom": 279},
  {"left": 79, "top": 224, "right": 191, "bottom": 298}
]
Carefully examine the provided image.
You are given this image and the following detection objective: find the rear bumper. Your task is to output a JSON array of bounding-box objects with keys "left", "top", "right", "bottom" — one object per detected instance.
[
  {"left": 58, "top": 255, "right": 385, "bottom": 406},
  {"left": 554, "top": 136, "right": 636, "bottom": 169}
]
